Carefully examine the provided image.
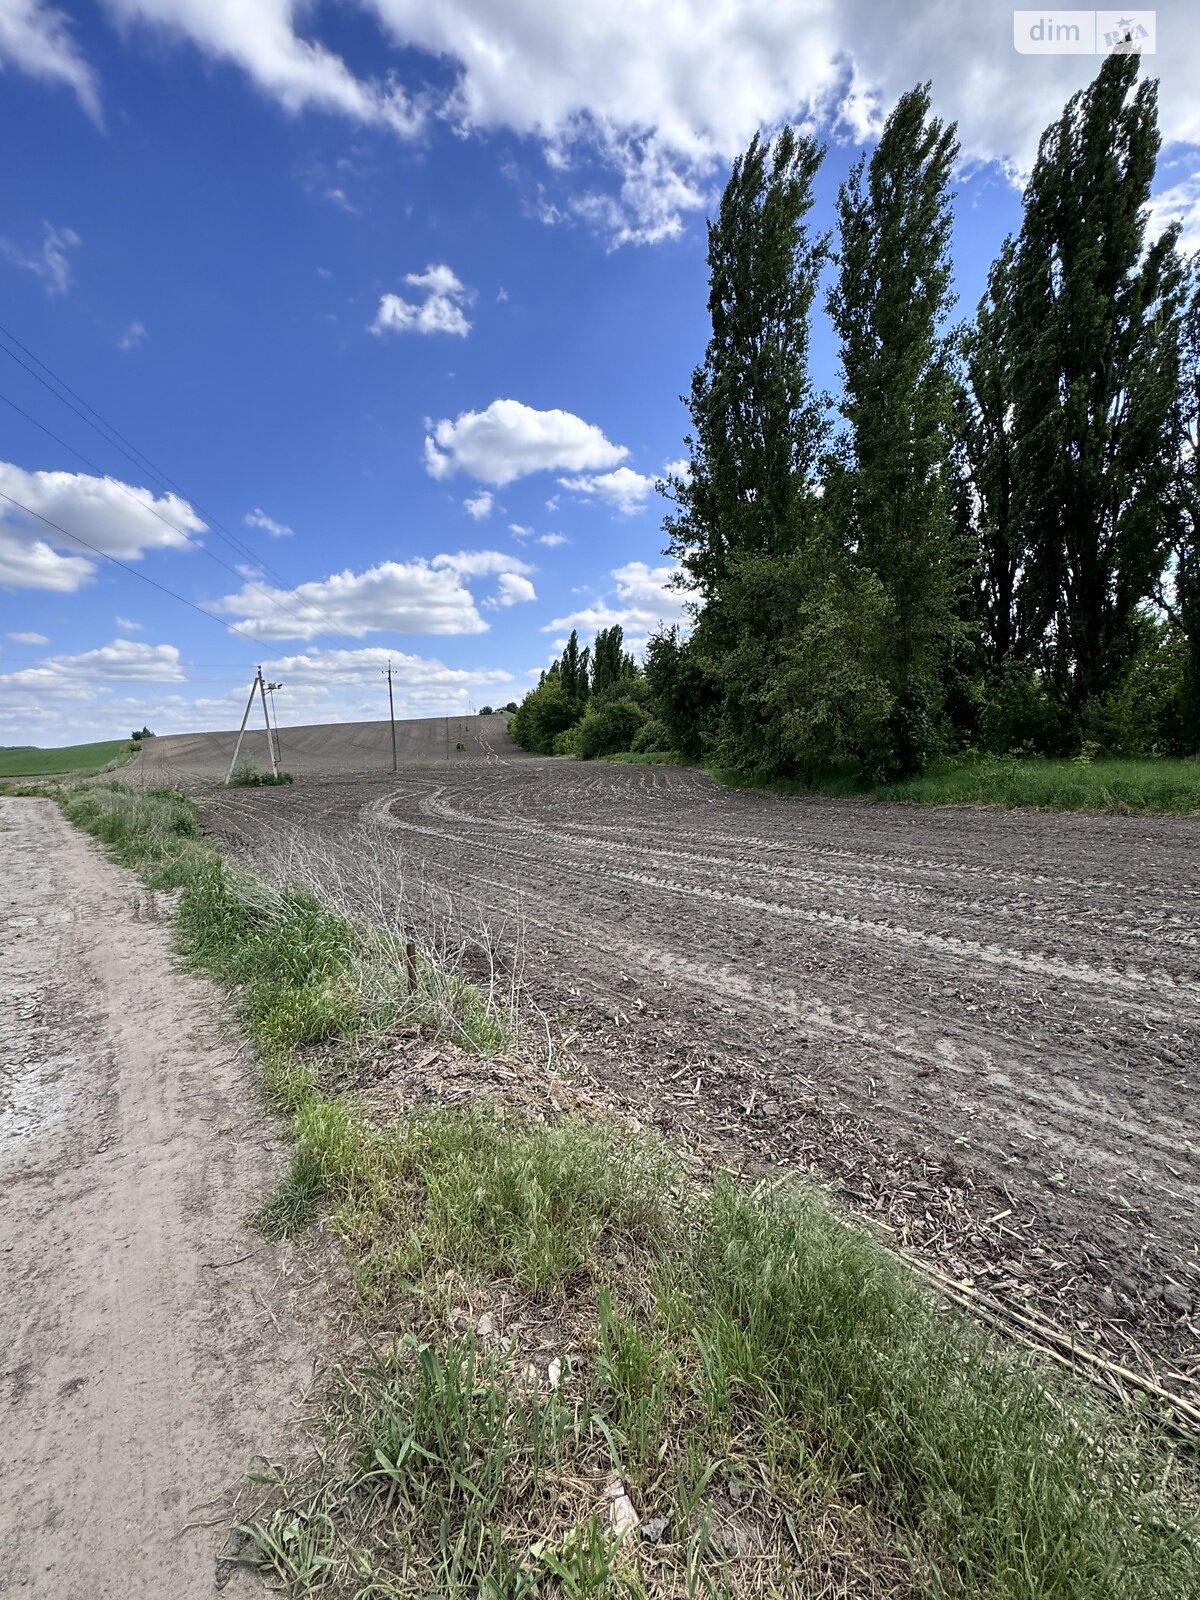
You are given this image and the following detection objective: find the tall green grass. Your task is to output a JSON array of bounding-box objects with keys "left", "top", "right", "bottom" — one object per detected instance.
[
  {"left": 713, "top": 756, "right": 1200, "bottom": 813},
  {"left": 55, "top": 781, "right": 1200, "bottom": 1600}
]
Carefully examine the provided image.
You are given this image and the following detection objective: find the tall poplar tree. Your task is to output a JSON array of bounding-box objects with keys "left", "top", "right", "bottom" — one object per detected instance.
[
  {"left": 665, "top": 125, "right": 828, "bottom": 620},
  {"left": 1010, "top": 52, "right": 1184, "bottom": 727},
  {"left": 1167, "top": 258, "right": 1200, "bottom": 749},
  {"left": 827, "top": 83, "right": 962, "bottom": 777},
  {"left": 958, "top": 238, "right": 1024, "bottom": 671}
]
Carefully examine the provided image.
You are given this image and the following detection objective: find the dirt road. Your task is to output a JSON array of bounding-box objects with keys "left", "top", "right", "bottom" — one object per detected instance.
[
  {"left": 0, "top": 799, "right": 318, "bottom": 1597},
  {"left": 205, "top": 758, "right": 1200, "bottom": 1393}
]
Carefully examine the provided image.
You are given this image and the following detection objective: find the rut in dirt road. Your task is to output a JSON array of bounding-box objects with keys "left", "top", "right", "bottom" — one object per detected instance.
[{"left": 0, "top": 798, "right": 320, "bottom": 1599}]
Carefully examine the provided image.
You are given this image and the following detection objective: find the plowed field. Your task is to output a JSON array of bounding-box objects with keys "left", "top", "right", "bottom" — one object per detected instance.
[{"left": 198, "top": 739, "right": 1199, "bottom": 1395}]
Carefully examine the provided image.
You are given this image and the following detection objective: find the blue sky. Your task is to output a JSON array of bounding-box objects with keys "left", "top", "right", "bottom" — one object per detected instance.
[{"left": 1, "top": 1, "right": 1197, "bottom": 743}]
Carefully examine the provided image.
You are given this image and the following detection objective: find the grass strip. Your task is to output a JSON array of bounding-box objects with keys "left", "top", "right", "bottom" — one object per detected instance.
[
  {"left": 713, "top": 756, "right": 1200, "bottom": 813},
  {"left": 57, "top": 781, "right": 1200, "bottom": 1599},
  {"left": 0, "top": 737, "right": 139, "bottom": 778}
]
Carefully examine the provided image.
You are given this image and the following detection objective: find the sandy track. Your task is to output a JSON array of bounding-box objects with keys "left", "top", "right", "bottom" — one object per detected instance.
[
  {"left": 204, "top": 759, "right": 1200, "bottom": 1392},
  {"left": 0, "top": 799, "right": 320, "bottom": 1598}
]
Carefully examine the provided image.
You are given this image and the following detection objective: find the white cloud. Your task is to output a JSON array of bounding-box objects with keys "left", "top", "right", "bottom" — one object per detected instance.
[
  {"left": 6, "top": 629, "right": 49, "bottom": 644},
  {"left": 559, "top": 464, "right": 656, "bottom": 515},
  {"left": 372, "top": 262, "right": 472, "bottom": 336},
  {"left": 0, "top": 221, "right": 79, "bottom": 293},
  {"left": 663, "top": 457, "right": 692, "bottom": 483},
  {"left": 0, "top": 462, "right": 203, "bottom": 590},
  {"left": 432, "top": 548, "right": 534, "bottom": 578},
  {"left": 464, "top": 490, "right": 493, "bottom": 519},
  {"left": 0, "top": 0, "right": 100, "bottom": 120},
  {"left": 424, "top": 399, "right": 627, "bottom": 486},
  {"left": 64, "top": 3, "right": 1199, "bottom": 245},
  {"left": 537, "top": 532, "right": 568, "bottom": 547},
  {"left": 245, "top": 506, "right": 294, "bottom": 537},
  {"left": 508, "top": 522, "right": 532, "bottom": 538},
  {"left": 214, "top": 555, "right": 498, "bottom": 640},
  {"left": 117, "top": 319, "right": 147, "bottom": 350},
  {"left": 115, "top": 615, "right": 142, "bottom": 632},
  {"left": 105, "top": 0, "right": 422, "bottom": 134},
  {"left": 544, "top": 560, "right": 693, "bottom": 636},
  {"left": 494, "top": 571, "right": 536, "bottom": 606},
  {"left": 1148, "top": 168, "right": 1200, "bottom": 254},
  {"left": 0, "top": 638, "right": 185, "bottom": 694}
]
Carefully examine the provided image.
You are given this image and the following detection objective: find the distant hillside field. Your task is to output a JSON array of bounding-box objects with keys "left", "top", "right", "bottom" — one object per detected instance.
[{"left": 0, "top": 739, "right": 132, "bottom": 777}]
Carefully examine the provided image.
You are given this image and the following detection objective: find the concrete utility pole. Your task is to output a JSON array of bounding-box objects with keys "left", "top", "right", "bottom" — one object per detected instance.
[
  {"left": 256, "top": 667, "right": 278, "bottom": 778},
  {"left": 384, "top": 659, "right": 397, "bottom": 772},
  {"left": 265, "top": 680, "right": 283, "bottom": 768},
  {"left": 225, "top": 670, "right": 260, "bottom": 785}
]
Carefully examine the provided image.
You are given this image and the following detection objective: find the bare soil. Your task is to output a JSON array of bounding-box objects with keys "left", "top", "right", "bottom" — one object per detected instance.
[
  {"left": 0, "top": 799, "right": 327, "bottom": 1597},
  {"left": 200, "top": 747, "right": 1200, "bottom": 1398}
]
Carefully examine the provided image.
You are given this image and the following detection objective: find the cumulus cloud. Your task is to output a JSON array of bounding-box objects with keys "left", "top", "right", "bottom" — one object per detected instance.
[
  {"left": 0, "top": 220, "right": 80, "bottom": 293},
  {"left": 19, "top": 4, "right": 1179, "bottom": 246},
  {"left": 245, "top": 506, "right": 294, "bottom": 537},
  {"left": 464, "top": 490, "right": 493, "bottom": 519},
  {"left": 213, "top": 554, "right": 509, "bottom": 640},
  {"left": 537, "top": 532, "right": 568, "bottom": 547},
  {"left": 117, "top": 319, "right": 147, "bottom": 349},
  {"left": 1148, "top": 167, "right": 1200, "bottom": 253},
  {"left": 0, "top": 462, "right": 203, "bottom": 590},
  {"left": 432, "top": 548, "right": 534, "bottom": 579},
  {"left": 559, "top": 465, "right": 656, "bottom": 515},
  {"left": 424, "top": 399, "right": 627, "bottom": 486},
  {"left": 372, "top": 262, "right": 472, "bottom": 336},
  {"left": 494, "top": 571, "right": 536, "bottom": 606},
  {"left": 0, "top": 638, "right": 186, "bottom": 694},
  {"left": 544, "top": 560, "right": 693, "bottom": 638},
  {"left": 104, "top": 0, "right": 422, "bottom": 134},
  {"left": 0, "top": 0, "right": 100, "bottom": 119},
  {"left": 7, "top": 630, "right": 49, "bottom": 644},
  {"left": 115, "top": 615, "right": 143, "bottom": 631},
  {"left": 0, "top": 641, "right": 527, "bottom": 745}
]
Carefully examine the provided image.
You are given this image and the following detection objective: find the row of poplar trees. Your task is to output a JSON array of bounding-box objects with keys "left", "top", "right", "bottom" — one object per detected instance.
[{"left": 655, "top": 53, "right": 1200, "bottom": 779}]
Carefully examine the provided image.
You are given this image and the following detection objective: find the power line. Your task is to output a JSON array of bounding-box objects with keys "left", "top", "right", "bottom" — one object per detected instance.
[
  {"left": 0, "top": 386, "right": 332, "bottom": 641},
  {"left": 0, "top": 488, "right": 268, "bottom": 651},
  {"left": 0, "top": 320, "right": 364, "bottom": 647}
]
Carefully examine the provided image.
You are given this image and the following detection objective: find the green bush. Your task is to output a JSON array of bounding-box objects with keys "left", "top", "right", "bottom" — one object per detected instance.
[
  {"left": 509, "top": 680, "right": 578, "bottom": 753},
  {"left": 552, "top": 723, "right": 584, "bottom": 756},
  {"left": 979, "top": 662, "right": 1064, "bottom": 755},
  {"left": 629, "top": 717, "right": 672, "bottom": 754},
  {"left": 577, "top": 698, "right": 649, "bottom": 759}
]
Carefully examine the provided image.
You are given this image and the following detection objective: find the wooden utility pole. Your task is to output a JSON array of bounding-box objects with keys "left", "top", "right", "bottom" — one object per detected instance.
[{"left": 384, "top": 660, "right": 397, "bottom": 772}]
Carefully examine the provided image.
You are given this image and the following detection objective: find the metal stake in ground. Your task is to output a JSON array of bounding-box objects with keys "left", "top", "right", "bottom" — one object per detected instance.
[
  {"left": 224, "top": 670, "right": 260, "bottom": 785},
  {"left": 384, "top": 660, "right": 397, "bottom": 773}
]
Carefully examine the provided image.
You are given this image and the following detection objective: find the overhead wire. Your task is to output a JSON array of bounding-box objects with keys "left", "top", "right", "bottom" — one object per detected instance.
[
  {"left": 0, "top": 320, "right": 366, "bottom": 649},
  {"left": 0, "top": 488, "right": 271, "bottom": 651},
  {"left": 0, "top": 387, "right": 331, "bottom": 641}
]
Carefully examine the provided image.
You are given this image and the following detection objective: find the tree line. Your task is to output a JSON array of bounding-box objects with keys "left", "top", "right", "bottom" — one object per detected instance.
[{"left": 512, "top": 54, "right": 1199, "bottom": 776}]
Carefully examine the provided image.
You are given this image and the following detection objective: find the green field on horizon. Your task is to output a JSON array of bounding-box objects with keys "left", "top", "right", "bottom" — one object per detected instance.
[{"left": 0, "top": 739, "right": 133, "bottom": 777}]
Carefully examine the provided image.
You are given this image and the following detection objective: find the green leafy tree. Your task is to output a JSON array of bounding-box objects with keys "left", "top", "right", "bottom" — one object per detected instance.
[
  {"left": 957, "top": 238, "right": 1025, "bottom": 673},
  {"left": 827, "top": 83, "right": 963, "bottom": 778},
  {"left": 557, "top": 630, "right": 591, "bottom": 712},
  {"left": 1165, "top": 256, "right": 1200, "bottom": 751},
  {"left": 509, "top": 680, "right": 577, "bottom": 754},
  {"left": 590, "top": 625, "right": 636, "bottom": 703},
  {"left": 666, "top": 126, "right": 828, "bottom": 612},
  {"left": 1010, "top": 52, "right": 1185, "bottom": 731}
]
